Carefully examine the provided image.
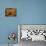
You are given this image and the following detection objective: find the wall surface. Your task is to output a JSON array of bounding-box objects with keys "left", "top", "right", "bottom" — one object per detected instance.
[{"left": 0, "top": 0, "right": 46, "bottom": 45}]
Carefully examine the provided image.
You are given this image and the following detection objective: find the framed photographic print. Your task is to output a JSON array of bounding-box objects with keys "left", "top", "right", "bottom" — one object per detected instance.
[{"left": 5, "top": 8, "right": 16, "bottom": 16}]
